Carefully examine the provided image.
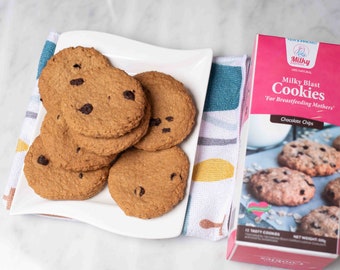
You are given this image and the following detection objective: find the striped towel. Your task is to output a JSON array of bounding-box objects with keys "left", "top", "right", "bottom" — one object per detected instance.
[
  {"left": 2, "top": 32, "right": 59, "bottom": 210},
  {"left": 182, "top": 56, "right": 248, "bottom": 240}
]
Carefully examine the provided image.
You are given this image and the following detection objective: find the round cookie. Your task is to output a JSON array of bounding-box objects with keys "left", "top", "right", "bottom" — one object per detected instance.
[
  {"left": 134, "top": 71, "right": 196, "bottom": 151},
  {"left": 248, "top": 167, "right": 315, "bottom": 206},
  {"left": 69, "top": 100, "right": 151, "bottom": 156},
  {"left": 61, "top": 67, "right": 147, "bottom": 138},
  {"left": 278, "top": 139, "right": 340, "bottom": 176},
  {"left": 298, "top": 206, "right": 340, "bottom": 238},
  {"left": 323, "top": 177, "right": 340, "bottom": 206},
  {"left": 39, "top": 46, "right": 112, "bottom": 113},
  {"left": 24, "top": 136, "right": 109, "bottom": 200},
  {"left": 108, "top": 146, "right": 189, "bottom": 219},
  {"left": 332, "top": 135, "right": 340, "bottom": 151},
  {"left": 40, "top": 112, "right": 116, "bottom": 171}
]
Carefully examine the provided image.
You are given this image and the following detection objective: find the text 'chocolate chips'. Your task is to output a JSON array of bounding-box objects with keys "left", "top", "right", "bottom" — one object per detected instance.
[
  {"left": 79, "top": 103, "right": 93, "bottom": 115},
  {"left": 70, "top": 78, "right": 84, "bottom": 86},
  {"left": 37, "top": 155, "right": 49, "bottom": 166}
]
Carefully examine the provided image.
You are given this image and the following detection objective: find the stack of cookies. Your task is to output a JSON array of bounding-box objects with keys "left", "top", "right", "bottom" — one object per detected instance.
[{"left": 24, "top": 46, "right": 197, "bottom": 219}]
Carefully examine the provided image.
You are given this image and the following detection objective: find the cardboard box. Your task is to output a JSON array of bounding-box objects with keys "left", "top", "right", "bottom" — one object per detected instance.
[{"left": 226, "top": 34, "right": 340, "bottom": 269}]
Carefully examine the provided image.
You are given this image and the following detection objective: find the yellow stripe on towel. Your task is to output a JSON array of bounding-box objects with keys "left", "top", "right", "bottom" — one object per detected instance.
[
  {"left": 192, "top": 158, "right": 234, "bottom": 182},
  {"left": 16, "top": 139, "right": 29, "bottom": 152}
]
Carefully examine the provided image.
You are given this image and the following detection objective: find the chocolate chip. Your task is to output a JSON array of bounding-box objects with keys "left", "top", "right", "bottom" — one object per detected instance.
[
  {"left": 37, "top": 155, "right": 49, "bottom": 166},
  {"left": 76, "top": 147, "right": 81, "bottom": 153},
  {"left": 320, "top": 147, "right": 326, "bottom": 152},
  {"left": 303, "top": 145, "right": 309, "bottom": 150},
  {"left": 73, "top": 63, "right": 81, "bottom": 69},
  {"left": 304, "top": 179, "right": 315, "bottom": 187},
  {"left": 134, "top": 186, "right": 145, "bottom": 197},
  {"left": 123, "top": 90, "right": 135, "bottom": 101},
  {"left": 311, "top": 222, "right": 321, "bottom": 229},
  {"left": 79, "top": 172, "right": 83, "bottom": 179},
  {"left": 149, "top": 118, "right": 161, "bottom": 127},
  {"left": 70, "top": 78, "right": 84, "bottom": 86},
  {"left": 327, "top": 190, "right": 335, "bottom": 198},
  {"left": 162, "top": 128, "right": 171, "bottom": 133},
  {"left": 256, "top": 185, "right": 263, "bottom": 192},
  {"left": 170, "top": 173, "right": 177, "bottom": 180},
  {"left": 165, "top": 116, "right": 174, "bottom": 122},
  {"left": 79, "top": 103, "right": 93, "bottom": 115},
  {"left": 300, "top": 189, "right": 305, "bottom": 195}
]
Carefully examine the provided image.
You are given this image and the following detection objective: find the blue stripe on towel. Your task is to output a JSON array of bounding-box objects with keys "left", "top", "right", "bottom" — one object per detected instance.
[
  {"left": 204, "top": 63, "right": 242, "bottom": 112},
  {"left": 36, "top": 40, "right": 57, "bottom": 79}
]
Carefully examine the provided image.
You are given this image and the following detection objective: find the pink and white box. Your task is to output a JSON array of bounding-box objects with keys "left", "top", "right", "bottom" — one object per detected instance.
[{"left": 226, "top": 34, "right": 340, "bottom": 269}]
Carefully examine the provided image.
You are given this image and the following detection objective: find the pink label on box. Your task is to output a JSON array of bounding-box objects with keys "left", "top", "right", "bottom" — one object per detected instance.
[{"left": 250, "top": 35, "right": 340, "bottom": 126}]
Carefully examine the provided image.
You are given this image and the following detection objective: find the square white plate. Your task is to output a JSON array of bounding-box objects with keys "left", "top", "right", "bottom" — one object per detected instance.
[{"left": 10, "top": 31, "right": 213, "bottom": 239}]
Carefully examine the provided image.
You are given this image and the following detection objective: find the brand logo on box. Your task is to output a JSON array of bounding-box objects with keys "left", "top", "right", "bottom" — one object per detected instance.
[{"left": 286, "top": 38, "right": 319, "bottom": 69}]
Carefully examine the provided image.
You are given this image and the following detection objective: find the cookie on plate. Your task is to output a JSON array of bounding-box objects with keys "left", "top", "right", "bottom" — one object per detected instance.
[
  {"left": 61, "top": 67, "right": 147, "bottom": 138},
  {"left": 134, "top": 71, "right": 196, "bottom": 151},
  {"left": 323, "top": 177, "right": 340, "bottom": 206},
  {"left": 278, "top": 139, "right": 340, "bottom": 176},
  {"left": 248, "top": 167, "right": 315, "bottom": 206},
  {"left": 69, "top": 99, "right": 151, "bottom": 156},
  {"left": 108, "top": 146, "right": 189, "bottom": 219},
  {"left": 39, "top": 112, "right": 116, "bottom": 171},
  {"left": 298, "top": 206, "right": 340, "bottom": 238},
  {"left": 332, "top": 135, "right": 340, "bottom": 151},
  {"left": 39, "top": 46, "right": 112, "bottom": 113},
  {"left": 24, "top": 136, "right": 109, "bottom": 200}
]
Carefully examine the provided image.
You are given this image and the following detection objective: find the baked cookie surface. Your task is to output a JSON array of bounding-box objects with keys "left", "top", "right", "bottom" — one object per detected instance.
[
  {"left": 24, "top": 136, "right": 109, "bottom": 200},
  {"left": 278, "top": 139, "right": 340, "bottom": 176},
  {"left": 40, "top": 112, "right": 116, "bottom": 171},
  {"left": 298, "top": 205, "right": 340, "bottom": 238},
  {"left": 69, "top": 99, "right": 151, "bottom": 156},
  {"left": 134, "top": 71, "right": 196, "bottom": 151},
  {"left": 108, "top": 146, "right": 189, "bottom": 219},
  {"left": 323, "top": 177, "right": 340, "bottom": 206},
  {"left": 248, "top": 167, "right": 315, "bottom": 206},
  {"left": 39, "top": 46, "right": 112, "bottom": 113},
  {"left": 61, "top": 67, "right": 147, "bottom": 138}
]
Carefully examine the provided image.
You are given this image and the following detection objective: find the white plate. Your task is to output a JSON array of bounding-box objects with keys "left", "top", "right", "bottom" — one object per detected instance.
[{"left": 10, "top": 31, "right": 213, "bottom": 239}]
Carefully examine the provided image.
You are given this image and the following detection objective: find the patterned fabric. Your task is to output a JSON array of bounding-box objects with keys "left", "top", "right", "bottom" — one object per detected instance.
[
  {"left": 2, "top": 32, "right": 59, "bottom": 210},
  {"left": 182, "top": 56, "right": 247, "bottom": 240}
]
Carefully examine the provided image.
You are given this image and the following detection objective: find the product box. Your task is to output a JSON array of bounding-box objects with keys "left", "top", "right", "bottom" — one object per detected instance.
[{"left": 226, "top": 34, "right": 340, "bottom": 269}]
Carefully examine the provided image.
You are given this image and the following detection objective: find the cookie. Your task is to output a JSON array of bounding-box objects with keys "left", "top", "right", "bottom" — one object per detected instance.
[
  {"left": 39, "top": 46, "right": 112, "bottom": 113},
  {"left": 248, "top": 167, "right": 315, "bottom": 206},
  {"left": 323, "top": 177, "right": 340, "bottom": 206},
  {"left": 332, "top": 135, "right": 340, "bottom": 151},
  {"left": 61, "top": 67, "right": 147, "bottom": 138},
  {"left": 40, "top": 112, "right": 116, "bottom": 171},
  {"left": 24, "top": 136, "right": 109, "bottom": 200},
  {"left": 298, "top": 206, "right": 340, "bottom": 238},
  {"left": 69, "top": 100, "right": 151, "bottom": 156},
  {"left": 134, "top": 71, "right": 196, "bottom": 151},
  {"left": 108, "top": 146, "right": 189, "bottom": 219},
  {"left": 278, "top": 139, "right": 340, "bottom": 176}
]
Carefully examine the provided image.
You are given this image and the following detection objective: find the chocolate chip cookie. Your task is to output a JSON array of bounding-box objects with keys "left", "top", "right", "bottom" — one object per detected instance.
[
  {"left": 40, "top": 112, "right": 116, "bottom": 171},
  {"left": 39, "top": 46, "right": 112, "bottom": 113},
  {"left": 61, "top": 67, "right": 147, "bottom": 138},
  {"left": 24, "top": 136, "right": 109, "bottom": 200},
  {"left": 298, "top": 206, "right": 340, "bottom": 238},
  {"left": 108, "top": 146, "right": 189, "bottom": 219},
  {"left": 134, "top": 71, "right": 196, "bottom": 151},
  {"left": 278, "top": 139, "right": 340, "bottom": 176},
  {"left": 323, "top": 177, "right": 340, "bottom": 206},
  {"left": 248, "top": 167, "right": 315, "bottom": 206}
]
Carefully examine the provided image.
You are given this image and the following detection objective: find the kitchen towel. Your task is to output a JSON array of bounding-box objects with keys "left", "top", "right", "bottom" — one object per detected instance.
[
  {"left": 2, "top": 33, "right": 248, "bottom": 242},
  {"left": 182, "top": 56, "right": 248, "bottom": 240},
  {"left": 2, "top": 32, "right": 59, "bottom": 210}
]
